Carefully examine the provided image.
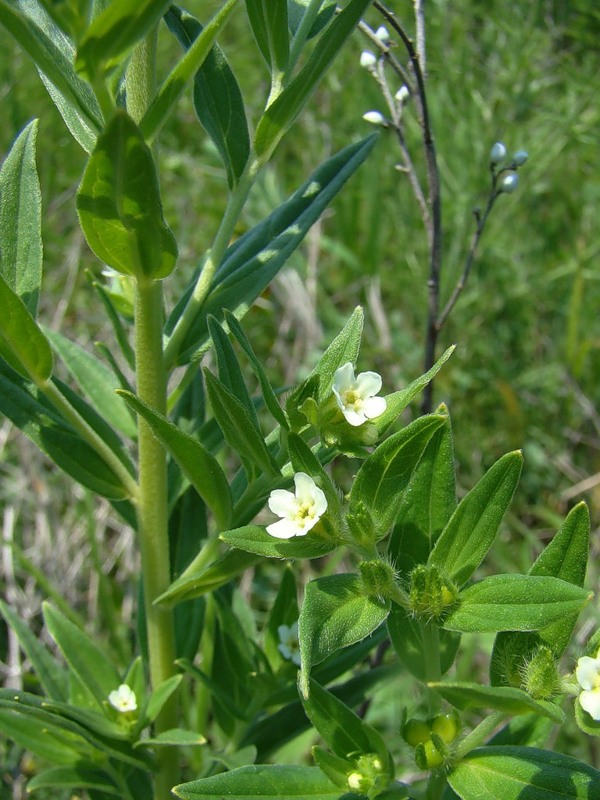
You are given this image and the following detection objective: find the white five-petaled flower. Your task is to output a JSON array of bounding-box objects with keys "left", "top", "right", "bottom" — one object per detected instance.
[
  {"left": 266, "top": 472, "right": 327, "bottom": 539},
  {"left": 576, "top": 650, "right": 600, "bottom": 721},
  {"left": 108, "top": 684, "right": 137, "bottom": 713},
  {"left": 278, "top": 621, "right": 301, "bottom": 666},
  {"left": 332, "top": 363, "right": 387, "bottom": 427}
]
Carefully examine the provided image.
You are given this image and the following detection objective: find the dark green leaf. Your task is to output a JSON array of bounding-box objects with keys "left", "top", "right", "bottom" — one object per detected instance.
[
  {"left": 304, "top": 306, "right": 363, "bottom": 405},
  {"left": 428, "top": 682, "right": 564, "bottom": 723},
  {"left": 220, "top": 524, "right": 337, "bottom": 559},
  {"left": 174, "top": 764, "right": 341, "bottom": 799},
  {"left": 208, "top": 315, "right": 258, "bottom": 425},
  {"left": 77, "top": 110, "right": 177, "bottom": 279},
  {"left": 27, "top": 766, "right": 120, "bottom": 796},
  {"left": 264, "top": 565, "right": 298, "bottom": 667},
  {"left": 0, "top": 710, "right": 83, "bottom": 764},
  {"left": 287, "top": 0, "right": 336, "bottom": 39},
  {"left": 387, "top": 604, "right": 459, "bottom": 681},
  {"left": 245, "top": 0, "right": 289, "bottom": 72},
  {"left": 428, "top": 451, "right": 523, "bottom": 586},
  {"left": 0, "top": 273, "right": 52, "bottom": 380},
  {"left": 0, "top": 119, "right": 42, "bottom": 315}
]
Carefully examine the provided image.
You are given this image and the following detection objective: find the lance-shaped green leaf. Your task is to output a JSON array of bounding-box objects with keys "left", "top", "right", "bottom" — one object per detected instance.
[
  {"left": 308, "top": 306, "right": 363, "bottom": 404},
  {"left": 287, "top": 0, "right": 337, "bottom": 40},
  {"left": 254, "top": 0, "right": 373, "bottom": 159},
  {"left": 43, "top": 603, "right": 121, "bottom": 708},
  {"left": 299, "top": 573, "right": 390, "bottom": 697},
  {"left": 0, "top": 711, "right": 85, "bottom": 765},
  {"left": 77, "top": 110, "right": 177, "bottom": 279},
  {"left": 0, "top": 273, "right": 52, "bottom": 381},
  {"left": 447, "top": 746, "right": 600, "bottom": 800},
  {"left": 0, "top": 120, "right": 42, "bottom": 315},
  {"left": 175, "top": 765, "right": 342, "bottom": 799},
  {"left": 428, "top": 682, "right": 564, "bottom": 723},
  {"left": 136, "top": 728, "right": 206, "bottom": 748},
  {"left": 444, "top": 574, "right": 591, "bottom": 634},
  {"left": 46, "top": 329, "right": 136, "bottom": 438},
  {"left": 75, "top": 0, "right": 171, "bottom": 81},
  {"left": 301, "top": 678, "right": 391, "bottom": 768},
  {"left": 388, "top": 409, "right": 456, "bottom": 572},
  {"left": 264, "top": 565, "right": 298, "bottom": 667},
  {"left": 142, "top": 0, "right": 241, "bottom": 145},
  {"left": 0, "top": 1, "right": 102, "bottom": 148},
  {"left": 387, "top": 604, "right": 459, "bottom": 681},
  {"left": 246, "top": 0, "right": 289, "bottom": 72},
  {"left": 204, "top": 367, "right": 279, "bottom": 478},
  {"left": 119, "top": 389, "right": 233, "bottom": 530},
  {"left": 220, "top": 524, "right": 337, "bottom": 559},
  {"left": 165, "top": 135, "right": 377, "bottom": 365},
  {"left": 348, "top": 414, "right": 447, "bottom": 541},
  {"left": 27, "top": 766, "right": 121, "bottom": 796},
  {"left": 207, "top": 315, "right": 258, "bottom": 426},
  {"left": 428, "top": 451, "right": 523, "bottom": 586}
]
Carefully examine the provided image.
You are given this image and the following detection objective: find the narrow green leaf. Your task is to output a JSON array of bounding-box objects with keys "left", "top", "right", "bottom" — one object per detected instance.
[
  {"left": 208, "top": 316, "right": 258, "bottom": 426},
  {"left": 220, "top": 524, "right": 337, "bottom": 559},
  {"left": 308, "top": 306, "right": 363, "bottom": 404},
  {"left": 136, "top": 728, "right": 206, "bottom": 747},
  {"left": 287, "top": 0, "right": 336, "bottom": 39},
  {"left": 174, "top": 764, "right": 341, "bottom": 799},
  {"left": 447, "top": 746, "right": 600, "bottom": 800},
  {"left": 38, "top": 71, "right": 98, "bottom": 153},
  {"left": 204, "top": 368, "right": 280, "bottom": 477},
  {"left": 428, "top": 682, "right": 564, "bottom": 723},
  {"left": 246, "top": 0, "right": 289, "bottom": 72},
  {"left": 43, "top": 603, "right": 121, "bottom": 708},
  {"left": 141, "top": 0, "right": 240, "bottom": 145},
  {"left": 27, "top": 766, "right": 120, "bottom": 796},
  {"left": 264, "top": 565, "right": 298, "bottom": 667},
  {"left": 75, "top": 0, "right": 171, "bottom": 80},
  {"left": 387, "top": 605, "right": 460, "bottom": 681},
  {"left": 119, "top": 390, "right": 233, "bottom": 530},
  {"left": 444, "top": 574, "right": 591, "bottom": 633},
  {"left": 0, "top": 710, "right": 83, "bottom": 765},
  {"left": 0, "top": 273, "right": 53, "bottom": 380},
  {"left": 299, "top": 574, "right": 390, "bottom": 697},
  {"left": 428, "top": 451, "right": 523, "bottom": 586},
  {"left": 389, "top": 409, "right": 456, "bottom": 572},
  {"left": 46, "top": 329, "right": 136, "bottom": 438},
  {"left": 77, "top": 110, "right": 177, "bottom": 279},
  {"left": 0, "top": 120, "right": 42, "bottom": 315},
  {"left": 144, "top": 674, "right": 183, "bottom": 724},
  {"left": 166, "top": 135, "right": 377, "bottom": 365},
  {"left": 0, "top": 599, "right": 68, "bottom": 701},
  {"left": 164, "top": 6, "right": 249, "bottom": 187},
  {"left": 254, "top": 0, "right": 373, "bottom": 158},
  {"left": 348, "top": 414, "right": 447, "bottom": 540}
]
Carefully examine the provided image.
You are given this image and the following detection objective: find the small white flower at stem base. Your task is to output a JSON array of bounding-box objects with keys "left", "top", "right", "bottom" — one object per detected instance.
[
  {"left": 362, "top": 110, "right": 386, "bottom": 126},
  {"left": 360, "top": 50, "right": 377, "bottom": 69},
  {"left": 576, "top": 650, "right": 600, "bottom": 720},
  {"left": 266, "top": 472, "right": 327, "bottom": 539},
  {"left": 375, "top": 25, "right": 390, "bottom": 45},
  {"left": 332, "top": 363, "right": 387, "bottom": 427},
  {"left": 277, "top": 621, "right": 301, "bottom": 666},
  {"left": 108, "top": 684, "right": 137, "bottom": 713}
]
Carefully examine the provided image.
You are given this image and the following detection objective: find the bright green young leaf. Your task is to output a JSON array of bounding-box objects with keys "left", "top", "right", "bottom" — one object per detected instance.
[
  {"left": 246, "top": 0, "right": 289, "bottom": 72},
  {"left": 204, "top": 368, "right": 280, "bottom": 477},
  {"left": 387, "top": 604, "right": 460, "bottom": 681},
  {"left": 43, "top": 603, "right": 121, "bottom": 708},
  {"left": 311, "top": 746, "right": 352, "bottom": 788},
  {"left": 444, "top": 574, "right": 591, "bottom": 633},
  {"left": 389, "top": 409, "right": 456, "bottom": 573},
  {"left": 207, "top": 316, "right": 258, "bottom": 426},
  {"left": 141, "top": 0, "right": 240, "bottom": 145},
  {"left": 46, "top": 329, "right": 136, "bottom": 438},
  {"left": 118, "top": 390, "right": 233, "bottom": 530},
  {"left": 0, "top": 710, "right": 84, "bottom": 765},
  {"left": 348, "top": 414, "right": 447, "bottom": 541},
  {"left": 428, "top": 682, "right": 564, "bottom": 723},
  {"left": 27, "top": 765, "right": 120, "bottom": 796},
  {"left": 166, "top": 135, "right": 377, "bottom": 365},
  {"left": 0, "top": 120, "right": 42, "bottom": 315},
  {"left": 38, "top": 0, "right": 90, "bottom": 42},
  {"left": 308, "top": 306, "right": 363, "bottom": 404},
  {"left": 164, "top": 6, "right": 249, "bottom": 187},
  {"left": 287, "top": 0, "right": 336, "bottom": 40},
  {"left": 144, "top": 674, "right": 183, "bottom": 724},
  {"left": 428, "top": 451, "right": 523, "bottom": 586},
  {"left": 447, "top": 746, "right": 600, "bottom": 800},
  {"left": 77, "top": 110, "right": 178, "bottom": 279},
  {"left": 75, "top": 0, "right": 171, "bottom": 80},
  {"left": 174, "top": 764, "right": 341, "bottom": 799},
  {"left": 0, "top": 1, "right": 102, "bottom": 148},
  {"left": 299, "top": 573, "right": 390, "bottom": 697},
  {"left": 136, "top": 728, "right": 206, "bottom": 747},
  {"left": 0, "top": 273, "right": 53, "bottom": 381},
  {"left": 254, "top": 0, "right": 374, "bottom": 159},
  {"left": 220, "top": 524, "right": 338, "bottom": 560}
]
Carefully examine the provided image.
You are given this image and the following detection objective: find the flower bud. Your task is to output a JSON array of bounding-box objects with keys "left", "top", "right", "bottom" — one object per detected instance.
[
  {"left": 430, "top": 713, "right": 460, "bottom": 744},
  {"left": 403, "top": 719, "right": 430, "bottom": 747},
  {"left": 375, "top": 25, "right": 390, "bottom": 45},
  {"left": 395, "top": 85, "right": 410, "bottom": 104},
  {"left": 360, "top": 50, "right": 377, "bottom": 69},
  {"left": 512, "top": 149, "right": 529, "bottom": 166},
  {"left": 362, "top": 110, "right": 387, "bottom": 126},
  {"left": 490, "top": 141, "right": 507, "bottom": 164},
  {"left": 500, "top": 173, "right": 519, "bottom": 193},
  {"left": 359, "top": 559, "right": 397, "bottom": 602}
]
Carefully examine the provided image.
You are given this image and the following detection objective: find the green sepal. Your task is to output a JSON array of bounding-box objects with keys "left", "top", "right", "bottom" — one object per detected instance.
[
  {"left": 0, "top": 272, "right": 53, "bottom": 381},
  {"left": 174, "top": 764, "right": 341, "bottom": 799},
  {"left": 0, "top": 119, "right": 42, "bottom": 315},
  {"left": 312, "top": 746, "right": 352, "bottom": 787},
  {"left": 299, "top": 573, "right": 390, "bottom": 697},
  {"left": 118, "top": 389, "right": 233, "bottom": 530},
  {"left": 428, "top": 451, "right": 523, "bottom": 586},
  {"left": 575, "top": 698, "right": 600, "bottom": 737},
  {"left": 26, "top": 765, "right": 120, "bottom": 796},
  {"left": 77, "top": 110, "right": 177, "bottom": 279},
  {"left": 444, "top": 574, "right": 591, "bottom": 633},
  {"left": 428, "top": 681, "right": 565, "bottom": 724},
  {"left": 447, "top": 746, "right": 600, "bottom": 800},
  {"left": 387, "top": 605, "right": 460, "bottom": 681}
]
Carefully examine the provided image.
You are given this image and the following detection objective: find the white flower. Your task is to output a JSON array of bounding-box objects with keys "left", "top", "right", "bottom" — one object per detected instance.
[
  {"left": 362, "top": 110, "right": 386, "bottom": 126},
  {"left": 108, "top": 684, "right": 137, "bottom": 713},
  {"left": 500, "top": 173, "right": 519, "bottom": 193},
  {"left": 576, "top": 650, "right": 600, "bottom": 720},
  {"left": 512, "top": 149, "right": 529, "bottom": 166},
  {"left": 266, "top": 472, "right": 327, "bottom": 539},
  {"left": 395, "top": 85, "right": 410, "bottom": 104},
  {"left": 490, "top": 141, "right": 507, "bottom": 164},
  {"left": 375, "top": 25, "right": 390, "bottom": 45},
  {"left": 360, "top": 50, "right": 377, "bottom": 69},
  {"left": 332, "top": 363, "right": 387, "bottom": 427},
  {"left": 278, "top": 622, "right": 301, "bottom": 666}
]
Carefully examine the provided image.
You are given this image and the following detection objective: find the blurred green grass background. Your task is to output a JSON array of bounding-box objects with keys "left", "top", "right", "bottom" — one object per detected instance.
[{"left": 1, "top": 0, "right": 600, "bottom": 788}]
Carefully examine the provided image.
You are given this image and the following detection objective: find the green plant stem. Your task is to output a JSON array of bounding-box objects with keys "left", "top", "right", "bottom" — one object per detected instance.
[
  {"left": 421, "top": 621, "right": 442, "bottom": 715},
  {"left": 454, "top": 710, "right": 506, "bottom": 759}
]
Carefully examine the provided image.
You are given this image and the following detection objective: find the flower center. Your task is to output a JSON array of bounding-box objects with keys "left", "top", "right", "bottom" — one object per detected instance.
[
  {"left": 295, "top": 500, "right": 316, "bottom": 527},
  {"left": 343, "top": 389, "right": 363, "bottom": 410}
]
